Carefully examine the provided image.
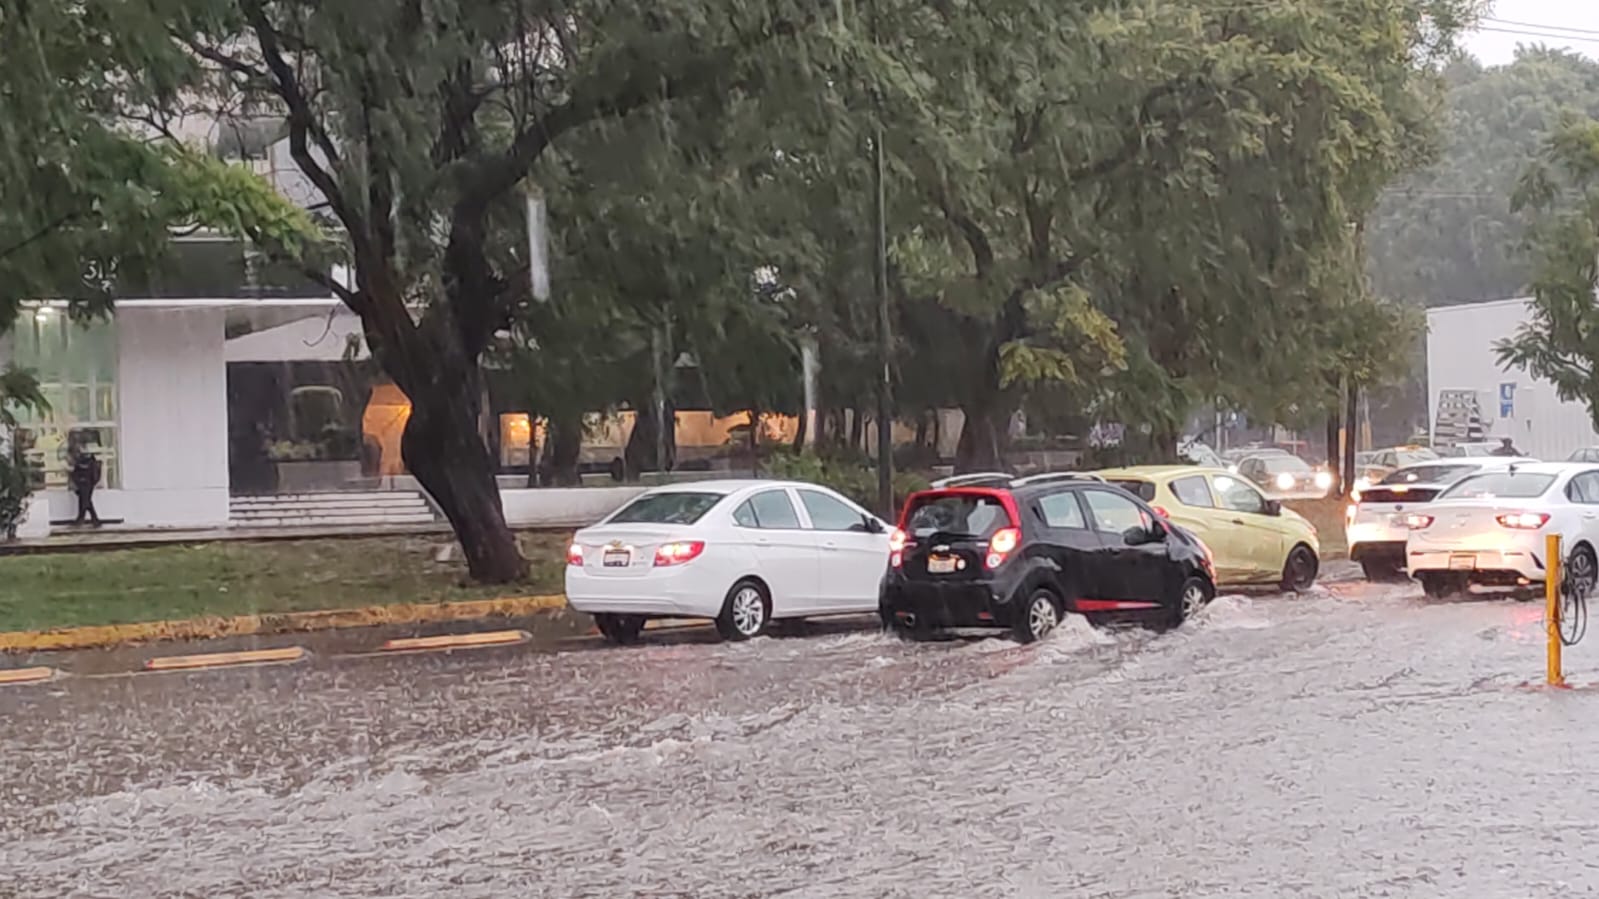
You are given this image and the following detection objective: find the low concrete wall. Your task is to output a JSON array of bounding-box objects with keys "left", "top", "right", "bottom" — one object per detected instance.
[
  {"left": 500, "top": 487, "right": 647, "bottom": 528},
  {"left": 14, "top": 496, "right": 50, "bottom": 539}
]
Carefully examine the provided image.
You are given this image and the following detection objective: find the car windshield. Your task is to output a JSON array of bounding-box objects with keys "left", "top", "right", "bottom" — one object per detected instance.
[
  {"left": 904, "top": 493, "right": 1011, "bottom": 539},
  {"left": 1380, "top": 464, "right": 1476, "bottom": 485},
  {"left": 607, "top": 492, "right": 725, "bottom": 524},
  {"left": 1440, "top": 472, "right": 1556, "bottom": 500},
  {"left": 1261, "top": 456, "right": 1312, "bottom": 473}
]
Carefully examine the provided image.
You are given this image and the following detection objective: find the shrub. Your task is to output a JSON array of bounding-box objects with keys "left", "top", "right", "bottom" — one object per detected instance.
[{"left": 762, "top": 448, "right": 929, "bottom": 514}]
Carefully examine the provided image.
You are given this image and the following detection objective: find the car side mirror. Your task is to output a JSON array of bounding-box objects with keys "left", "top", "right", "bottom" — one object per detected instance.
[
  {"left": 1263, "top": 499, "right": 1282, "bottom": 517},
  {"left": 858, "top": 515, "right": 885, "bottom": 534}
]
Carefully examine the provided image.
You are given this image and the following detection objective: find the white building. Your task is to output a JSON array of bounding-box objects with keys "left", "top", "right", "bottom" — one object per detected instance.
[{"left": 1426, "top": 297, "right": 1599, "bottom": 460}]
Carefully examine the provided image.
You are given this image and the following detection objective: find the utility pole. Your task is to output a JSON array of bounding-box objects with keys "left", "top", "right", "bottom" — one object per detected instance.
[{"left": 871, "top": 2, "right": 893, "bottom": 519}]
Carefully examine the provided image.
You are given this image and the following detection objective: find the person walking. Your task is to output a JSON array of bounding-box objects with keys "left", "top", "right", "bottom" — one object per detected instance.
[{"left": 69, "top": 443, "right": 102, "bottom": 526}]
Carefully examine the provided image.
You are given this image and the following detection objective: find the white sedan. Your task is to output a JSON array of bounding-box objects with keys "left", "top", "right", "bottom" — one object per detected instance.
[
  {"left": 566, "top": 480, "right": 892, "bottom": 644},
  {"left": 1405, "top": 462, "right": 1599, "bottom": 598}
]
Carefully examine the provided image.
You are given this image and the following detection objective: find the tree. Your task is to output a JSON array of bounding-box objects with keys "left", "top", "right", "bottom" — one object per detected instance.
[
  {"left": 150, "top": 0, "right": 836, "bottom": 581},
  {"left": 0, "top": 366, "right": 47, "bottom": 539},
  {"left": 1, "top": 0, "right": 312, "bottom": 327},
  {"left": 1496, "top": 116, "right": 1599, "bottom": 428},
  {"left": 1368, "top": 48, "right": 1599, "bottom": 309}
]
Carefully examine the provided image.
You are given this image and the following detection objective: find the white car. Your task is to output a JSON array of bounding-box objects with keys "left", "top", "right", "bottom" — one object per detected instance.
[
  {"left": 566, "top": 480, "right": 892, "bottom": 643},
  {"left": 1346, "top": 456, "right": 1535, "bottom": 581},
  {"left": 1405, "top": 462, "right": 1599, "bottom": 598}
]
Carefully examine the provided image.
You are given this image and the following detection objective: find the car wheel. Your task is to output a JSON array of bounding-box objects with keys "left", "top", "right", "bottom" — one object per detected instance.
[
  {"left": 1280, "top": 545, "right": 1319, "bottom": 593},
  {"left": 1360, "top": 559, "right": 1403, "bottom": 582},
  {"left": 1419, "top": 573, "right": 1467, "bottom": 600},
  {"left": 1568, "top": 544, "right": 1598, "bottom": 599},
  {"left": 1169, "top": 576, "right": 1214, "bottom": 627},
  {"left": 594, "top": 613, "right": 645, "bottom": 645},
  {"left": 716, "top": 580, "right": 771, "bottom": 641},
  {"left": 1011, "top": 588, "right": 1062, "bottom": 644}
]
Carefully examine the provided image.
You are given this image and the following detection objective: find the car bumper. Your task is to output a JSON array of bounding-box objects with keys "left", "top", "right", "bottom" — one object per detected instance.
[
  {"left": 1407, "top": 533, "right": 1547, "bottom": 583},
  {"left": 880, "top": 579, "right": 1022, "bottom": 629},
  {"left": 564, "top": 566, "right": 720, "bottom": 617}
]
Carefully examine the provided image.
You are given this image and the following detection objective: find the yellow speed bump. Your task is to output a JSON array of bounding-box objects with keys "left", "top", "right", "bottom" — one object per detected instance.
[
  {"left": 144, "top": 647, "right": 307, "bottom": 671},
  {"left": 380, "top": 630, "right": 530, "bottom": 652},
  {"left": 0, "top": 667, "right": 55, "bottom": 685}
]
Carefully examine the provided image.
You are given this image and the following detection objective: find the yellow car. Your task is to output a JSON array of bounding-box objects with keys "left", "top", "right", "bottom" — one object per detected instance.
[{"left": 1094, "top": 465, "right": 1321, "bottom": 590}]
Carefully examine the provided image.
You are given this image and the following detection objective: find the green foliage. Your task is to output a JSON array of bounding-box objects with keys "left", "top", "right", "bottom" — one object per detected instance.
[
  {"left": 0, "top": 365, "right": 46, "bottom": 540},
  {"left": 762, "top": 449, "right": 928, "bottom": 513},
  {"left": 1495, "top": 115, "right": 1599, "bottom": 430}
]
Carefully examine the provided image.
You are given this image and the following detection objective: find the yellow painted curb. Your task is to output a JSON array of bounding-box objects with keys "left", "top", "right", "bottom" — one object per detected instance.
[
  {"left": 381, "top": 630, "right": 530, "bottom": 652},
  {"left": 0, "top": 666, "right": 55, "bottom": 685},
  {"left": 144, "top": 647, "right": 307, "bottom": 671},
  {"left": 0, "top": 594, "right": 569, "bottom": 653}
]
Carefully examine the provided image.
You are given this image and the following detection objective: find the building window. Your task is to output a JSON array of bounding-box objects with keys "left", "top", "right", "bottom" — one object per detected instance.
[{"left": 9, "top": 310, "right": 118, "bottom": 490}]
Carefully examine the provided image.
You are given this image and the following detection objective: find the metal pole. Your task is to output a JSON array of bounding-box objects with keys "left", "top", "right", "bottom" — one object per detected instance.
[
  {"left": 873, "top": 125, "right": 893, "bottom": 518},
  {"left": 1548, "top": 533, "right": 1565, "bottom": 687},
  {"left": 652, "top": 324, "right": 669, "bottom": 482},
  {"left": 801, "top": 338, "right": 818, "bottom": 450}
]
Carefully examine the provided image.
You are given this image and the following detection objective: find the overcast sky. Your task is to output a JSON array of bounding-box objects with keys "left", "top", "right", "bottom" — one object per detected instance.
[{"left": 1462, "top": 0, "right": 1599, "bottom": 65}]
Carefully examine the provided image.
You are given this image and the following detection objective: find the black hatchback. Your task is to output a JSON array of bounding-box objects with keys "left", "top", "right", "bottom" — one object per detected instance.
[{"left": 879, "top": 476, "right": 1216, "bottom": 642}]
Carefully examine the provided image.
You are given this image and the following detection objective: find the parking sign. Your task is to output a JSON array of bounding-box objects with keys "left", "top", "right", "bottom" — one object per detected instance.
[{"left": 1499, "top": 382, "right": 1515, "bottom": 418}]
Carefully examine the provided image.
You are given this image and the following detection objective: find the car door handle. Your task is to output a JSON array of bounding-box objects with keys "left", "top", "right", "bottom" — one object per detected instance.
[
  {"left": 1231, "top": 519, "right": 1245, "bottom": 526},
  {"left": 822, "top": 541, "right": 839, "bottom": 551}
]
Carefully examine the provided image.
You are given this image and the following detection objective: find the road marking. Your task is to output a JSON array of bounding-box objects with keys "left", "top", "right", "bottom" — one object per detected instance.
[
  {"left": 0, "top": 667, "right": 55, "bottom": 685},
  {"left": 144, "top": 647, "right": 307, "bottom": 671},
  {"left": 380, "top": 630, "right": 530, "bottom": 652}
]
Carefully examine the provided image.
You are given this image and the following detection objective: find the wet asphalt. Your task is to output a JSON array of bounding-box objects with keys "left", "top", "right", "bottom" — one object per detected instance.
[{"left": 9, "top": 561, "right": 1599, "bottom": 897}]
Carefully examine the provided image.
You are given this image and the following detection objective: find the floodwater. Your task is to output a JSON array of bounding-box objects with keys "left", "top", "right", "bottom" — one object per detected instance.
[{"left": 6, "top": 571, "right": 1599, "bottom": 897}]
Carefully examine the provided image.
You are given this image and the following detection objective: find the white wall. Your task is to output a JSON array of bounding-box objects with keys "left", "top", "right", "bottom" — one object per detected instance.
[
  {"left": 1427, "top": 298, "right": 1599, "bottom": 460},
  {"left": 500, "top": 487, "right": 646, "bottom": 527},
  {"left": 112, "top": 307, "right": 231, "bottom": 527},
  {"left": 225, "top": 309, "right": 367, "bottom": 363}
]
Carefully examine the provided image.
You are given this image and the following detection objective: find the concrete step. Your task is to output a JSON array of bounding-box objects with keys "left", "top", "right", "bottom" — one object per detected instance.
[{"left": 228, "top": 490, "right": 438, "bottom": 529}]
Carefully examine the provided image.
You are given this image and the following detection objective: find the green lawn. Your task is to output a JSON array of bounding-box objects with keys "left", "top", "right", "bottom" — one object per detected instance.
[{"left": 0, "top": 533, "right": 569, "bottom": 632}]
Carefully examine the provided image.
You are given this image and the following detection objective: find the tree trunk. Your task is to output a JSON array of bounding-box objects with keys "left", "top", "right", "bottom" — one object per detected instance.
[
  {"left": 545, "top": 411, "right": 583, "bottom": 487},
  {"left": 1325, "top": 408, "right": 1342, "bottom": 496},
  {"left": 914, "top": 413, "right": 929, "bottom": 450},
  {"left": 401, "top": 379, "right": 527, "bottom": 583},
  {"left": 848, "top": 407, "right": 865, "bottom": 452},
  {"left": 792, "top": 405, "right": 808, "bottom": 449},
  {"left": 1343, "top": 381, "right": 1360, "bottom": 496},
  {"left": 624, "top": 403, "right": 676, "bottom": 476},
  {"left": 955, "top": 403, "right": 1006, "bottom": 472}
]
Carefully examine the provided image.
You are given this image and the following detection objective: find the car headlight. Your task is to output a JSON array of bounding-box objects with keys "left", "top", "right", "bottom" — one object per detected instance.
[
  {"left": 1275, "top": 472, "right": 1295, "bottom": 490},
  {"left": 1314, "top": 471, "right": 1333, "bottom": 490}
]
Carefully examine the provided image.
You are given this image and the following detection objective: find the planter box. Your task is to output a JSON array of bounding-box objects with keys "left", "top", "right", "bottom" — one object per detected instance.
[
  {"left": 13, "top": 495, "right": 50, "bottom": 539},
  {"left": 274, "top": 460, "right": 364, "bottom": 492}
]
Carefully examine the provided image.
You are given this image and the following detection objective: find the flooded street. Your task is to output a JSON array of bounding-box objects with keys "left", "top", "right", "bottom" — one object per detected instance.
[{"left": 7, "top": 569, "right": 1599, "bottom": 897}]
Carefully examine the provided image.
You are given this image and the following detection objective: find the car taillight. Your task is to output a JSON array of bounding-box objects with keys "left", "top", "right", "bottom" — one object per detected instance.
[
  {"left": 1345, "top": 503, "right": 1358, "bottom": 526},
  {"left": 1152, "top": 505, "right": 1170, "bottom": 519},
  {"left": 986, "top": 526, "right": 1020, "bottom": 569},
  {"left": 889, "top": 527, "right": 907, "bottom": 568},
  {"left": 566, "top": 543, "right": 584, "bottom": 566},
  {"left": 1404, "top": 514, "right": 1434, "bottom": 530},
  {"left": 1496, "top": 511, "right": 1549, "bottom": 530},
  {"left": 654, "top": 541, "right": 706, "bottom": 566}
]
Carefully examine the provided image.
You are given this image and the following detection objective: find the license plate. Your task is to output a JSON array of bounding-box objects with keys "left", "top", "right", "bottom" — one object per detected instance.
[
  {"left": 1449, "top": 553, "right": 1476, "bottom": 571},
  {"left": 603, "top": 549, "right": 631, "bottom": 568},
  {"left": 1389, "top": 515, "right": 1409, "bottom": 527},
  {"left": 926, "top": 555, "right": 957, "bottom": 574}
]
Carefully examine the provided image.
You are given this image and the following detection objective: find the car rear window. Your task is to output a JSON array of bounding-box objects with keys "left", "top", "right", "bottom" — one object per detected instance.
[
  {"left": 1381, "top": 464, "right": 1476, "bottom": 485},
  {"left": 608, "top": 491, "right": 725, "bottom": 524},
  {"left": 1103, "top": 479, "right": 1156, "bottom": 502},
  {"left": 1440, "top": 473, "right": 1555, "bottom": 500},
  {"left": 1262, "top": 456, "right": 1311, "bottom": 473},
  {"left": 1397, "top": 450, "right": 1440, "bottom": 465},
  {"left": 904, "top": 493, "right": 1011, "bottom": 539}
]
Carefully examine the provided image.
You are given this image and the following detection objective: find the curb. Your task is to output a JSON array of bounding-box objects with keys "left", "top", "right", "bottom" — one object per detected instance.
[{"left": 0, "top": 594, "right": 569, "bottom": 653}]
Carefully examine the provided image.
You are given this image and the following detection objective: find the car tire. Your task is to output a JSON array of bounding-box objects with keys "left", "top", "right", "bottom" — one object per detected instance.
[
  {"left": 1011, "top": 588, "right": 1062, "bottom": 644},
  {"left": 1419, "top": 572, "right": 1467, "bottom": 600},
  {"left": 1568, "top": 544, "right": 1598, "bottom": 599},
  {"left": 1280, "top": 544, "right": 1319, "bottom": 593},
  {"left": 716, "top": 579, "right": 771, "bottom": 641},
  {"left": 1360, "top": 559, "right": 1404, "bottom": 582},
  {"left": 1169, "top": 576, "right": 1214, "bottom": 627},
  {"left": 594, "top": 613, "right": 645, "bottom": 645}
]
